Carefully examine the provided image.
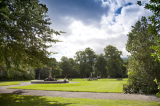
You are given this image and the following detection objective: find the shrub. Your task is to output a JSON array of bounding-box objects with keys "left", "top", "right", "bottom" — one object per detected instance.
[{"left": 154, "top": 78, "right": 160, "bottom": 98}]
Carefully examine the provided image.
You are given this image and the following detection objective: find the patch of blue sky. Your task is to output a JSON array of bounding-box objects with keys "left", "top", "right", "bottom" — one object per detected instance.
[
  {"left": 125, "top": 2, "right": 133, "bottom": 6},
  {"left": 109, "top": 23, "right": 114, "bottom": 26},
  {"left": 115, "top": 7, "right": 122, "bottom": 15},
  {"left": 115, "top": 2, "right": 133, "bottom": 15}
]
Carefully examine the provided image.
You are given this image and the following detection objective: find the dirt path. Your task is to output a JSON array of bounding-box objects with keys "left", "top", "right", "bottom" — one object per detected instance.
[{"left": 0, "top": 82, "right": 159, "bottom": 102}]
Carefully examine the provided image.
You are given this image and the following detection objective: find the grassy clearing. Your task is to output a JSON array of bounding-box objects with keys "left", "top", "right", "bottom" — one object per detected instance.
[
  {"left": 0, "top": 80, "right": 30, "bottom": 86},
  {"left": 8, "top": 78, "right": 127, "bottom": 93},
  {"left": 0, "top": 94, "right": 158, "bottom": 106}
]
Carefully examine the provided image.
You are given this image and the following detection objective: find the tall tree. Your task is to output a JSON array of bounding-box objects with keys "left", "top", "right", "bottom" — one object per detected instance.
[
  {"left": 137, "top": 0, "right": 160, "bottom": 61},
  {"left": 122, "top": 59, "right": 128, "bottom": 78},
  {"left": 58, "top": 56, "right": 71, "bottom": 78},
  {"left": 104, "top": 45, "right": 123, "bottom": 78},
  {"left": 124, "top": 16, "right": 160, "bottom": 94},
  {"left": 74, "top": 51, "right": 87, "bottom": 78},
  {"left": 0, "top": 0, "right": 64, "bottom": 71},
  {"left": 85, "top": 47, "right": 96, "bottom": 77},
  {"left": 94, "top": 54, "right": 107, "bottom": 78},
  {"left": 68, "top": 58, "right": 79, "bottom": 78}
]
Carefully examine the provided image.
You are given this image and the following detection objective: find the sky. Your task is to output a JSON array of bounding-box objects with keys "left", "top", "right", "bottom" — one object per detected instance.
[{"left": 39, "top": 0, "right": 153, "bottom": 61}]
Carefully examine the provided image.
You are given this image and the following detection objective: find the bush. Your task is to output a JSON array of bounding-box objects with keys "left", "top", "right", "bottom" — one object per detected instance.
[
  {"left": 123, "top": 71, "right": 159, "bottom": 94},
  {"left": 0, "top": 68, "right": 35, "bottom": 81},
  {"left": 154, "top": 78, "right": 160, "bottom": 98}
]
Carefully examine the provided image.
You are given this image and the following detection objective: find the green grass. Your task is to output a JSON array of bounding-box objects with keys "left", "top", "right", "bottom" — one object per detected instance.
[
  {"left": 0, "top": 94, "right": 158, "bottom": 106},
  {"left": 8, "top": 78, "right": 127, "bottom": 93},
  {"left": 0, "top": 80, "right": 30, "bottom": 86}
]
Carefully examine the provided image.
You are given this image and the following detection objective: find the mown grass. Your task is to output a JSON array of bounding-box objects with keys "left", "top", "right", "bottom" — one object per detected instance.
[
  {"left": 0, "top": 80, "right": 30, "bottom": 86},
  {"left": 0, "top": 94, "right": 158, "bottom": 106},
  {"left": 8, "top": 78, "right": 127, "bottom": 93}
]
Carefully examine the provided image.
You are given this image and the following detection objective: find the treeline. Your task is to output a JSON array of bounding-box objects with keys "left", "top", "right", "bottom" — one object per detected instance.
[
  {"left": 34, "top": 46, "right": 128, "bottom": 79},
  {"left": 0, "top": 44, "right": 128, "bottom": 80},
  {"left": 0, "top": 67, "right": 35, "bottom": 81}
]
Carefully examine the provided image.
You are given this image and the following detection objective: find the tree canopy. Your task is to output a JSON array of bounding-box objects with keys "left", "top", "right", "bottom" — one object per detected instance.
[
  {"left": 58, "top": 56, "right": 79, "bottom": 78},
  {"left": 94, "top": 54, "right": 107, "bottom": 78},
  {"left": 0, "top": 0, "right": 64, "bottom": 71},
  {"left": 85, "top": 47, "right": 96, "bottom": 77},
  {"left": 137, "top": 0, "right": 160, "bottom": 61},
  {"left": 104, "top": 45, "right": 123, "bottom": 78},
  {"left": 74, "top": 51, "right": 88, "bottom": 78},
  {"left": 124, "top": 16, "right": 160, "bottom": 94}
]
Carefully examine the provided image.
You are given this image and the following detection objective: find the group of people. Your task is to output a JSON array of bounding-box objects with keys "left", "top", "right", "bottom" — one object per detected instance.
[{"left": 64, "top": 78, "right": 72, "bottom": 83}]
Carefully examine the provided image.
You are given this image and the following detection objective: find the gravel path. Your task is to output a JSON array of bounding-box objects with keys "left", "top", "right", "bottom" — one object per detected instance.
[{"left": 0, "top": 82, "right": 159, "bottom": 102}]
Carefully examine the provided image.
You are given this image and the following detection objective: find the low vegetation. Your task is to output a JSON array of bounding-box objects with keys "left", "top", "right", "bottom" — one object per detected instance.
[
  {"left": 8, "top": 78, "right": 127, "bottom": 93},
  {"left": 0, "top": 94, "right": 158, "bottom": 106},
  {"left": 0, "top": 81, "right": 30, "bottom": 86}
]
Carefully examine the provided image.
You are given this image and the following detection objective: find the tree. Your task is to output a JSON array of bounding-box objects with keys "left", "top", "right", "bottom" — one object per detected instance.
[
  {"left": 94, "top": 54, "right": 107, "bottom": 78},
  {"left": 0, "top": 66, "right": 35, "bottom": 80},
  {"left": 85, "top": 47, "right": 96, "bottom": 77},
  {"left": 137, "top": 0, "right": 160, "bottom": 61},
  {"left": 52, "top": 65, "right": 62, "bottom": 78},
  {"left": 58, "top": 57, "right": 79, "bottom": 78},
  {"left": 124, "top": 16, "right": 160, "bottom": 94},
  {"left": 122, "top": 59, "right": 128, "bottom": 78},
  {"left": 0, "top": 0, "right": 64, "bottom": 72},
  {"left": 68, "top": 58, "right": 79, "bottom": 78},
  {"left": 74, "top": 51, "right": 87, "bottom": 78},
  {"left": 58, "top": 56, "right": 71, "bottom": 78},
  {"left": 48, "top": 58, "right": 62, "bottom": 78},
  {"left": 104, "top": 45, "right": 123, "bottom": 78},
  {"left": 34, "top": 58, "right": 62, "bottom": 79}
]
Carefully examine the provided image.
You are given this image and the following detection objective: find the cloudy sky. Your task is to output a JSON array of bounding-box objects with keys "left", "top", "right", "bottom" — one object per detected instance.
[{"left": 39, "top": 0, "right": 152, "bottom": 61}]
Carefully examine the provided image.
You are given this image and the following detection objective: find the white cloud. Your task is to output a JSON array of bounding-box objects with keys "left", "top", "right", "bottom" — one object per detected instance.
[{"left": 47, "top": 1, "right": 153, "bottom": 61}]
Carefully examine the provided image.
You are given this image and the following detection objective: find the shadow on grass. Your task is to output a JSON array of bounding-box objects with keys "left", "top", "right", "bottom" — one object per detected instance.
[{"left": 0, "top": 94, "right": 73, "bottom": 106}]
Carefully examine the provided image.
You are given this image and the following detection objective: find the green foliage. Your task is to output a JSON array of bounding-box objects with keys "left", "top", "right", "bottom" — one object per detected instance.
[
  {"left": 58, "top": 56, "right": 79, "bottom": 78},
  {"left": 151, "top": 35, "right": 160, "bottom": 62},
  {"left": 74, "top": 46, "right": 126, "bottom": 78},
  {"left": 0, "top": 67, "right": 35, "bottom": 80},
  {"left": 85, "top": 47, "right": 97, "bottom": 77},
  {"left": 137, "top": 0, "right": 160, "bottom": 62},
  {"left": 124, "top": 16, "right": 160, "bottom": 94},
  {"left": 104, "top": 45, "right": 123, "bottom": 78},
  {"left": 59, "top": 56, "right": 72, "bottom": 77},
  {"left": 94, "top": 54, "right": 107, "bottom": 77},
  {"left": 74, "top": 48, "right": 96, "bottom": 78},
  {"left": 122, "top": 59, "right": 128, "bottom": 78},
  {"left": 0, "top": 0, "right": 64, "bottom": 71},
  {"left": 74, "top": 51, "right": 88, "bottom": 78},
  {"left": 154, "top": 78, "right": 160, "bottom": 98},
  {"left": 67, "top": 58, "right": 79, "bottom": 78},
  {"left": 34, "top": 59, "right": 62, "bottom": 79}
]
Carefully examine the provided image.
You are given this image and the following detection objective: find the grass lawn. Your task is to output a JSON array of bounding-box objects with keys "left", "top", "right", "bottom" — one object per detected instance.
[
  {"left": 8, "top": 78, "right": 127, "bottom": 93},
  {"left": 0, "top": 80, "right": 31, "bottom": 86},
  {"left": 0, "top": 94, "right": 158, "bottom": 106}
]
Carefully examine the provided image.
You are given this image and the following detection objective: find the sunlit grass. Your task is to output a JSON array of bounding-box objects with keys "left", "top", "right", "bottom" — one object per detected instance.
[
  {"left": 9, "top": 78, "right": 128, "bottom": 93},
  {"left": 0, "top": 94, "right": 158, "bottom": 106},
  {"left": 0, "top": 80, "right": 30, "bottom": 86}
]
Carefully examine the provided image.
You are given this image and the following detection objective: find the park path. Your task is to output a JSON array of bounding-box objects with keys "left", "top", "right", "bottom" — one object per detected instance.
[{"left": 0, "top": 82, "right": 159, "bottom": 102}]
